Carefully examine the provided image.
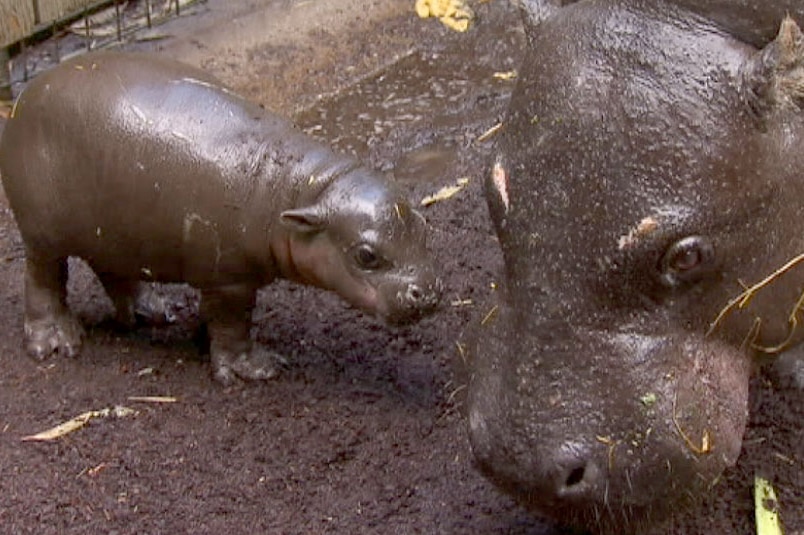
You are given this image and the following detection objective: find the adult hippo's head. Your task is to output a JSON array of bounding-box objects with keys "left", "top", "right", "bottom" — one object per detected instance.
[{"left": 467, "top": 1, "right": 804, "bottom": 532}]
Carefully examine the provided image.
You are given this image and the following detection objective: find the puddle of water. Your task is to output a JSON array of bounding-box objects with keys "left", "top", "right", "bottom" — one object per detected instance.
[
  {"left": 6, "top": 0, "right": 524, "bottom": 190},
  {"left": 294, "top": 30, "right": 521, "bottom": 185},
  {"left": 394, "top": 141, "right": 457, "bottom": 183}
]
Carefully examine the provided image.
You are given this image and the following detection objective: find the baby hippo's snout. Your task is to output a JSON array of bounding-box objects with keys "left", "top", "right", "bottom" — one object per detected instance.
[
  {"left": 386, "top": 269, "right": 442, "bottom": 325},
  {"left": 403, "top": 278, "right": 442, "bottom": 311}
]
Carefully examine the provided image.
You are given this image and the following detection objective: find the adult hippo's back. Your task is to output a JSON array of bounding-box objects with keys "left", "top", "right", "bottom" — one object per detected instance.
[
  {"left": 0, "top": 52, "right": 441, "bottom": 384},
  {"left": 468, "top": 1, "right": 803, "bottom": 533},
  {"left": 518, "top": 0, "right": 804, "bottom": 46}
]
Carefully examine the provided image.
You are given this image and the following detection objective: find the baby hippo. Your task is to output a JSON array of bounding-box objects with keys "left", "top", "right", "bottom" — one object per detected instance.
[{"left": 0, "top": 51, "right": 441, "bottom": 384}]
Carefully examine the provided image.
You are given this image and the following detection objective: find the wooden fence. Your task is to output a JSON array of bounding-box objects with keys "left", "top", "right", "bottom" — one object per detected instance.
[
  {"left": 1, "top": 1, "right": 194, "bottom": 100},
  {"left": 1, "top": 0, "right": 117, "bottom": 49}
]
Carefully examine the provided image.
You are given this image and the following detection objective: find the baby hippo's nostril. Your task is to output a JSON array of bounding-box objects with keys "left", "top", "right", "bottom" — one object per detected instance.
[
  {"left": 404, "top": 279, "right": 441, "bottom": 310},
  {"left": 408, "top": 285, "right": 424, "bottom": 302}
]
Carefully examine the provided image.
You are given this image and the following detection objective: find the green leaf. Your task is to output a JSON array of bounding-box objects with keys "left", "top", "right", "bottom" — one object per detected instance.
[{"left": 755, "top": 476, "right": 783, "bottom": 535}]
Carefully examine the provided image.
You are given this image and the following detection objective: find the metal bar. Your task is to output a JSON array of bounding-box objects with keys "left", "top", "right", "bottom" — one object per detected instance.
[
  {"left": 84, "top": 3, "right": 91, "bottom": 51},
  {"left": 32, "top": 0, "right": 42, "bottom": 25},
  {"left": 0, "top": 47, "right": 11, "bottom": 101},
  {"left": 145, "top": 0, "right": 152, "bottom": 28},
  {"left": 21, "top": 40, "right": 28, "bottom": 82},
  {"left": 51, "top": 23, "right": 59, "bottom": 64},
  {"left": 114, "top": 0, "right": 122, "bottom": 41}
]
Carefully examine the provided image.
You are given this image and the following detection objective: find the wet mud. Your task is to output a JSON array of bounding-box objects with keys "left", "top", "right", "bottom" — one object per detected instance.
[{"left": 0, "top": 1, "right": 801, "bottom": 534}]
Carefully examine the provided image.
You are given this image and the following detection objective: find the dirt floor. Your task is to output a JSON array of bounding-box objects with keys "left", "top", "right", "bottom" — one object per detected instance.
[{"left": 0, "top": 1, "right": 801, "bottom": 534}]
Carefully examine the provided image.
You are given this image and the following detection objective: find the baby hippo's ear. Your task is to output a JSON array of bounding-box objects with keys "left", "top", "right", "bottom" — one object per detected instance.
[
  {"left": 280, "top": 205, "right": 328, "bottom": 233},
  {"left": 742, "top": 16, "right": 804, "bottom": 117}
]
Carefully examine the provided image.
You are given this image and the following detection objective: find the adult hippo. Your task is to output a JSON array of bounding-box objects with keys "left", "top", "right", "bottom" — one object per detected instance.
[{"left": 467, "top": 1, "right": 803, "bottom": 532}]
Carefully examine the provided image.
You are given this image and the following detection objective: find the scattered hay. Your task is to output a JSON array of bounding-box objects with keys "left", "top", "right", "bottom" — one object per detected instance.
[
  {"left": 128, "top": 396, "right": 177, "bottom": 403},
  {"left": 420, "top": 178, "right": 469, "bottom": 207},
  {"left": 22, "top": 406, "right": 136, "bottom": 442},
  {"left": 492, "top": 70, "right": 517, "bottom": 81},
  {"left": 672, "top": 393, "right": 711, "bottom": 455},
  {"left": 476, "top": 122, "right": 503, "bottom": 143},
  {"left": 708, "top": 252, "right": 804, "bottom": 353},
  {"left": 480, "top": 305, "right": 498, "bottom": 325},
  {"left": 595, "top": 435, "right": 619, "bottom": 470}
]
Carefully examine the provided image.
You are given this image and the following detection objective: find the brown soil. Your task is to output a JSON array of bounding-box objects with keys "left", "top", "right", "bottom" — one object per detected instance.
[{"left": 0, "top": 1, "right": 801, "bottom": 534}]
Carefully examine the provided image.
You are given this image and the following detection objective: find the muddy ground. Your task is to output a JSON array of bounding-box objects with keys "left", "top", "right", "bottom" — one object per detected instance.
[{"left": 0, "top": 1, "right": 801, "bottom": 534}]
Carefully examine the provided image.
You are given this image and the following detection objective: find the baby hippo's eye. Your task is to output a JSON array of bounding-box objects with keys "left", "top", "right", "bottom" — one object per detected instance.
[
  {"left": 353, "top": 243, "right": 386, "bottom": 270},
  {"left": 658, "top": 236, "right": 716, "bottom": 287}
]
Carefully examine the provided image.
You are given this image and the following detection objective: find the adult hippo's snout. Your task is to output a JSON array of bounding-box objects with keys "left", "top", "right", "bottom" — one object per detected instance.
[
  {"left": 468, "top": 311, "right": 751, "bottom": 528},
  {"left": 467, "top": 3, "right": 804, "bottom": 531}
]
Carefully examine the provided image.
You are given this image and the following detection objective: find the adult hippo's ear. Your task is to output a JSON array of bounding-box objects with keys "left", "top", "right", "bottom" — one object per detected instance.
[
  {"left": 741, "top": 16, "right": 804, "bottom": 119},
  {"left": 515, "top": 0, "right": 575, "bottom": 43},
  {"left": 280, "top": 206, "right": 328, "bottom": 234},
  {"left": 668, "top": 0, "right": 804, "bottom": 48}
]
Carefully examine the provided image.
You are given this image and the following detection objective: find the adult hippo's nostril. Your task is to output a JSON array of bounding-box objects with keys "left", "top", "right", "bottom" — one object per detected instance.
[
  {"left": 564, "top": 465, "right": 586, "bottom": 487},
  {"left": 552, "top": 444, "right": 601, "bottom": 501}
]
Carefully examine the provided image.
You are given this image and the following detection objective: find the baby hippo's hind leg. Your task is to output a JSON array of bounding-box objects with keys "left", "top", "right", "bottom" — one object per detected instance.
[
  {"left": 98, "top": 274, "right": 139, "bottom": 327},
  {"left": 23, "top": 254, "right": 84, "bottom": 359},
  {"left": 98, "top": 276, "right": 177, "bottom": 328},
  {"left": 200, "top": 285, "right": 280, "bottom": 385}
]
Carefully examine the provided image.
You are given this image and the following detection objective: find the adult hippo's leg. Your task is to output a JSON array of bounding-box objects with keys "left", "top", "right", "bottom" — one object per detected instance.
[
  {"left": 200, "top": 284, "right": 278, "bottom": 385},
  {"left": 23, "top": 253, "right": 84, "bottom": 359}
]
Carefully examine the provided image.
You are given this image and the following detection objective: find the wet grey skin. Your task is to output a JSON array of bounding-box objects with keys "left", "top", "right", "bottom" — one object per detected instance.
[
  {"left": 517, "top": 0, "right": 804, "bottom": 46},
  {"left": 468, "top": 1, "right": 804, "bottom": 533},
  {"left": 0, "top": 51, "right": 441, "bottom": 385}
]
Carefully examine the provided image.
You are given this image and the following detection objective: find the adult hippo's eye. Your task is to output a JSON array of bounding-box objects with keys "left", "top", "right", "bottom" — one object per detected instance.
[
  {"left": 353, "top": 244, "right": 386, "bottom": 271},
  {"left": 658, "top": 236, "right": 715, "bottom": 287}
]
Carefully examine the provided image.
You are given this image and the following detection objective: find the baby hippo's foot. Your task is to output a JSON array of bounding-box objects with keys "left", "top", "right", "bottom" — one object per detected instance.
[
  {"left": 24, "top": 314, "right": 84, "bottom": 360},
  {"left": 133, "top": 284, "right": 183, "bottom": 326},
  {"left": 102, "top": 279, "right": 184, "bottom": 329},
  {"left": 211, "top": 344, "right": 281, "bottom": 385}
]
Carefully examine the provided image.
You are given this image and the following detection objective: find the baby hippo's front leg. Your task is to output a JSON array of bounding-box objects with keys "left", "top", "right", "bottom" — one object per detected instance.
[{"left": 201, "top": 285, "right": 279, "bottom": 385}]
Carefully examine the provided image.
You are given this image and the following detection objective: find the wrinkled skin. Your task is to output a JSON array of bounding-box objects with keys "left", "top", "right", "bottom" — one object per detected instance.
[
  {"left": 468, "top": 1, "right": 804, "bottom": 533},
  {"left": 0, "top": 52, "right": 441, "bottom": 385}
]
